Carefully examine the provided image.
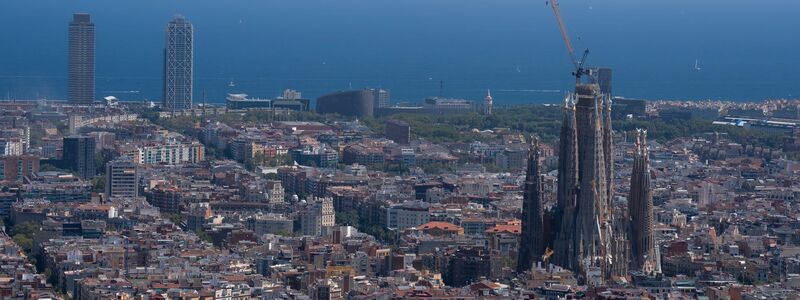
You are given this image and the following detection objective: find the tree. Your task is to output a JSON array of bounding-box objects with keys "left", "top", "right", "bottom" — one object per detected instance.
[
  {"left": 165, "top": 213, "right": 184, "bottom": 226},
  {"left": 92, "top": 176, "right": 106, "bottom": 193},
  {"left": 335, "top": 210, "right": 359, "bottom": 226},
  {"left": 10, "top": 222, "right": 39, "bottom": 236},
  {"left": 9, "top": 222, "right": 39, "bottom": 253},
  {"left": 12, "top": 234, "right": 33, "bottom": 252},
  {"left": 195, "top": 229, "right": 213, "bottom": 243}
]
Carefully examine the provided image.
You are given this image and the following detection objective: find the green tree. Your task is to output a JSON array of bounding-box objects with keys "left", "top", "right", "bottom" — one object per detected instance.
[
  {"left": 195, "top": 229, "right": 213, "bottom": 243},
  {"left": 92, "top": 176, "right": 106, "bottom": 193},
  {"left": 9, "top": 222, "right": 39, "bottom": 253},
  {"left": 10, "top": 222, "right": 39, "bottom": 236},
  {"left": 335, "top": 210, "right": 359, "bottom": 226},
  {"left": 12, "top": 234, "right": 33, "bottom": 252}
]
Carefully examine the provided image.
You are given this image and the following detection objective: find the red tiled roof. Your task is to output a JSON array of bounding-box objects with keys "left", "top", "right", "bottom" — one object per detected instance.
[{"left": 418, "top": 221, "right": 461, "bottom": 232}]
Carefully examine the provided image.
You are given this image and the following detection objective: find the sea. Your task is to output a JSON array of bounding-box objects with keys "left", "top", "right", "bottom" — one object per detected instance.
[{"left": 1, "top": 0, "right": 799, "bottom": 105}]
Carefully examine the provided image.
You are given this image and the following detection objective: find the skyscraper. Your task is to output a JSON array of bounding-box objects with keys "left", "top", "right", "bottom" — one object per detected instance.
[
  {"left": 163, "top": 16, "right": 193, "bottom": 111},
  {"left": 551, "top": 84, "right": 624, "bottom": 284},
  {"left": 517, "top": 137, "right": 546, "bottom": 272},
  {"left": 105, "top": 157, "right": 138, "bottom": 199},
  {"left": 68, "top": 13, "right": 95, "bottom": 104},
  {"left": 374, "top": 89, "right": 390, "bottom": 109},
  {"left": 628, "top": 129, "right": 661, "bottom": 274},
  {"left": 589, "top": 67, "right": 613, "bottom": 96},
  {"left": 63, "top": 135, "right": 96, "bottom": 179}
]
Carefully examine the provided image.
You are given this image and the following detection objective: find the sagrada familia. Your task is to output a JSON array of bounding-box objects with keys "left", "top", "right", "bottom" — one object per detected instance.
[{"left": 518, "top": 83, "right": 660, "bottom": 284}]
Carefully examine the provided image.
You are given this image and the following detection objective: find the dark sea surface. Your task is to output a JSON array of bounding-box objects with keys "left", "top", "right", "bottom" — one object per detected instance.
[{"left": 1, "top": 0, "right": 798, "bottom": 105}]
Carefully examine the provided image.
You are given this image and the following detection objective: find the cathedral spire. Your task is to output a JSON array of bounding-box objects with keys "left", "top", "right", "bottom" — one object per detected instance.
[
  {"left": 518, "top": 135, "right": 546, "bottom": 272},
  {"left": 628, "top": 129, "right": 660, "bottom": 274}
]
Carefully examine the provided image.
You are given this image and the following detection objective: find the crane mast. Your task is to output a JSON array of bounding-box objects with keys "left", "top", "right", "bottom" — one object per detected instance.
[{"left": 548, "top": 0, "right": 590, "bottom": 84}]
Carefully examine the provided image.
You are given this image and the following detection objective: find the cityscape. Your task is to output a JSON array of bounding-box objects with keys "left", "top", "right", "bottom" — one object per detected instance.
[{"left": 1, "top": 2, "right": 800, "bottom": 300}]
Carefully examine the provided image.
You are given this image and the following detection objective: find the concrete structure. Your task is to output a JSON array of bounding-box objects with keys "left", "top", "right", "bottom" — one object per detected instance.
[
  {"left": 552, "top": 84, "right": 625, "bottom": 282},
  {"left": 422, "top": 97, "right": 474, "bottom": 115},
  {"left": 246, "top": 214, "right": 294, "bottom": 236},
  {"left": 0, "top": 192, "right": 15, "bottom": 218},
  {"left": 225, "top": 93, "right": 311, "bottom": 111},
  {"left": 128, "top": 142, "right": 205, "bottom": 165},
  {"left": 385, "top": 119, "right": 410, "bottom": 145},
  {"left": 63, "top": 135, "right": 96, "bottom": 179},
  {"left": 484, "top": 89, "right": 493, "bottom": 115},
  {"left": 163, "top": 15, "right": 193, "bottom": 111},
  {"left": 300, "top": 197, "right": 335, "bottom": 236},
  {"left": 374, "top": 89, "right": 390, "bottom": 109},
  {"left": 226, "top": 93, "right": 272, "bottom": 109},
  {"left": 0, "top": 139, "right": 23, "bottom": 156},
  {"left": 290, "top": 146, "right": 338, "bottom": 169},
  {"left": 386, "top": 201, "right": 430, "bottom": 230},
  {"left": 342, "top": 144, "right": 384, "bottom": 167},
  {"left": 589, "top": 67, "right": 613, "bottom": 96},
  {"left": 147, "top": 184, "right": 181, "bottom": 214},
  {"left": 0, "top": 155, "right": 39, "bottom": 183},
  {"left": 68, "top": 13, "right": 95, "bottom": 104},
  {"left": 628, "top": 130, "right": 661, "bottom": 274},
  {"left": 316, "top": 89, "right": 375, "bottom": 118},
  {"left": 518, "top": 138, "right": 545, "bottom": 272},
  {"left": 105, "top": 157, "right": 138, "bottom": 199}
]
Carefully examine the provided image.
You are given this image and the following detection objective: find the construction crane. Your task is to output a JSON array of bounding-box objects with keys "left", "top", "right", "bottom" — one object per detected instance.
[{"left": 547, "top": 0, "right": 590, "bottom": 84}]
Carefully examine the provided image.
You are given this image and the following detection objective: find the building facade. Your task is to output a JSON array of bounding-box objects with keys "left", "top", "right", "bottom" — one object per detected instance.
[
  {"left": 147, "top": 185, "right": 181, "bottom": 214},
  {"left": 163, "top": 16, "right": 193, "bottom": 111},
  {"left": 386, "top": 201, "right": 430, "bottom": 230},
  {"left": 300, "top": 197, "right": 335, "bottom": 236},
  {"left": 68, "top": 13, "right": 95, "bottom": 104},
  {"left": 316, "top": 89, "right": 375, "bottom": 118},
  {"left": 0, "top": 139, "right": 23, "bottom": 156},
  {"left": 384, "top": 120, "right": 410, "bottom": 145},
  {"left": 63, "top": 136, "right": 96, "bottom": 179},
  {"left": 374, "top": 89, "right": 390, "bottom": 109},
  {"left": 128, "top": 142, "right": 205, "bottom": 165},
  {"left": 0, "top": 155, "right": 40, "bottom": 183},
  {"left": 105, "top": 157, "right": 138, "bottom": 199}
]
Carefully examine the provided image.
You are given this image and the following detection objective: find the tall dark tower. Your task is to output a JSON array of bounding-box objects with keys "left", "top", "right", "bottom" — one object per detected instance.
[
  {"left": 68, "top": 13, "right": 95, "bottom": 104},
  {"left": 518, "top": 137, "right": 546, "bottom": 272},
  {"left": 628, "top": 129, "right": 660, "bottom": 274},
  {"left": 553, "top": 96, "right": 579, "bottom": 271},
  {"left": 63, "top": 135, "right": 96, "bottom": 179},
  {"left": 589, "top": 67, "right": 613, "bottom": 96},
  {"left": 163, "top": 15, "right": 194, "bottom": 111},
  {"left": 552, "top": 84, "right": 621, "bottom": 284}
]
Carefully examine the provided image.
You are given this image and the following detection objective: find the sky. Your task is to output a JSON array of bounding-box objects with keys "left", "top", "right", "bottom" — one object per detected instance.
[{"left": 0, "top": 0, "right": 798, "bottom": 103}]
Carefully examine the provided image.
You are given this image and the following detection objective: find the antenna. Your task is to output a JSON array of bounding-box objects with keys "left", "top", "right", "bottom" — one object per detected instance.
[
  {"left": 439, "top": 80, "right": 444, "bottom": 97},
  {"left": 202, "top": 90, "right": 207, "bottom": 117}
]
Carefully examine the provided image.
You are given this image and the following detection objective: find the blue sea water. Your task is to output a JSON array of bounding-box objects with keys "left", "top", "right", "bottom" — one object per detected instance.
[{"left": 0, "top": 0, "right": 798, "bottom": 105}]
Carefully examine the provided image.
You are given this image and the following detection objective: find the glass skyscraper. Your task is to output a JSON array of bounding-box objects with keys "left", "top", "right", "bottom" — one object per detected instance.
[
  {"left": 68, "top": 13, "right": 95, "bottom": 104},
  {"left": 163, "top": 16, "right": 193, "bottom": 111}
]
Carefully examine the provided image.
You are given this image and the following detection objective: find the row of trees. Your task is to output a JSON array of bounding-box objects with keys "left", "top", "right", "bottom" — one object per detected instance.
[{"left": 335, "top": 210, "right": 397, "bottom": 245}]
